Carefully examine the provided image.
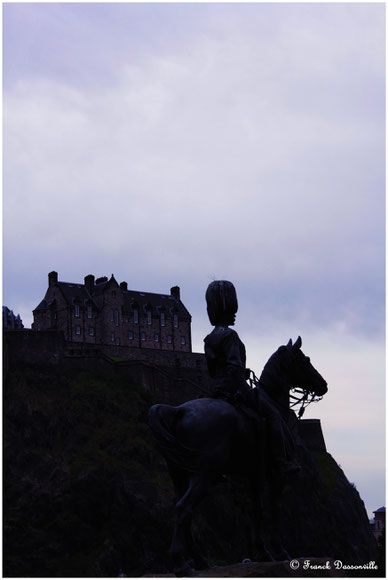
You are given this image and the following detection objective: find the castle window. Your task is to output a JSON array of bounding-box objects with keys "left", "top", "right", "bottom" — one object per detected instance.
[
  {"left": 115, "top": 337, "right": 120, "bottom": 345},
  {"left": 173, "top": 314, "right": 178, "bottom": 328},
  {"left": 110, "top": 309, "right": 114, "bottom": 322},
  {"left": 114, "top": 310, "right": 119, "bottom": 326},
  {"left": 141, "top": 331, "right": 146, "bottom": 341},
  {"left": 87, "top": 306, "right": 92, "bottom": 319},
  {"left": 89, "top": 326, "right": 95, "bottom": 336},
  {"left": 181, "top": 336, "right": 186, "bottom": 345},
  {"left": 111, "top": 333, "right": 115, "bottom": 342},
  {"left": 133, "top": 309, "right": 139, "bottom": 324},
  {"left": 75, "top": 325, "right": 81, "bottom": 335},
  {"left": 147, "top": 310, "right": 152, "bottom": 325},
  {"left": 112, "top": 291, "right": 116, "bottom": 298},
  {"left": 128, "top": 331, "right": 134, "bottom": 340},
  {"left": 167, "top": 335, "right": 172, "bottom": 344},
  {"left": 161, "top": 312, "right": 166, "bottom": 326},
  {"left": 75, "top": 305, "right": 80, "bottom": 318},
  {"left": 154, "top": 334, "right": 159, "bottom": 342}
]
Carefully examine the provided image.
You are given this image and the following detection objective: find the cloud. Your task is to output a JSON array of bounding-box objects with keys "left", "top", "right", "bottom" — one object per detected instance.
[{"left": 4, "top": 4, "right": 384, "bottom": 332}]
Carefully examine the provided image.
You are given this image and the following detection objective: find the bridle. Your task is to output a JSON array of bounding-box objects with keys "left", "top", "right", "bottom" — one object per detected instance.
[{"left": 247, "top": 370, "right": 323, "bottom": 419}]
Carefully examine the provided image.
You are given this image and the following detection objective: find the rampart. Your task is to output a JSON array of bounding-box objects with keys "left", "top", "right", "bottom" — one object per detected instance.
[{"left": 3, "top": 330, "right": 212, "bottom": 405}]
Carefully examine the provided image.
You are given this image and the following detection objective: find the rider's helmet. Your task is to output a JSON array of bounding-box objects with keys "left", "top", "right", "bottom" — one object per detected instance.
[{"left": 206, "top": 280, "right": 238, "bottom": 326}]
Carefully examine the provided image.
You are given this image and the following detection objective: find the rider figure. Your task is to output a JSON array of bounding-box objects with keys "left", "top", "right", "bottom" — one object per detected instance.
[{"left": 204, "top": 280, "right": 299, "bottom": 480}]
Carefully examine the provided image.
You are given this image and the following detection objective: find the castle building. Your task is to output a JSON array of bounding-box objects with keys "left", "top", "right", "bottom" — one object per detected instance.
[
  {"left": 370, "top": 506, "right": 385, "bottom": 541},
  {"left": 3, "top": 307, "right": 24, "bottom": 330},
  {"left": 32, "top": 272, "right": 192, "bottom": 353}
]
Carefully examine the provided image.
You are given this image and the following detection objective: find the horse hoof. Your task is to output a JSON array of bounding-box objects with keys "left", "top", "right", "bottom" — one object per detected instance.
[
  {"left": 273, "top": 549, "right": 291, "bottom": 561},
  {"left": 255, "top": 550, "right": 275, "bottom": 563},
  {"left": 193, "top": 560, "right": 208, "bottom": 571},
  {"left": 174, "top": 565, "right": 196, "bottom": 577}
]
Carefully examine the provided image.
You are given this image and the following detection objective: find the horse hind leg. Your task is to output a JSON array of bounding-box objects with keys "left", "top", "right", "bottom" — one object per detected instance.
[
  {"left": 169, "top": 474, "right": 209, "bottom": 577},
  {"left": 167, "top": 463, "right": 208, "bottom": 571},
  {"left": 183, "top": 514, "right": 209, "bottom": 571}
]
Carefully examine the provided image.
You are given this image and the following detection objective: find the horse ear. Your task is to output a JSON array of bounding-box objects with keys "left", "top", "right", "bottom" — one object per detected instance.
[
  {"left": 294, "top": 336, "right": 302, "bottom": 350},
  {"left": 287, "top": 339, "right": 292, "bottom": 347}
]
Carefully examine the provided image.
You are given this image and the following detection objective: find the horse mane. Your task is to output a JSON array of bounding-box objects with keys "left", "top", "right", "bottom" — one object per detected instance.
[{"left": 258, "top": 346, "right": 291, "bottom": 413}]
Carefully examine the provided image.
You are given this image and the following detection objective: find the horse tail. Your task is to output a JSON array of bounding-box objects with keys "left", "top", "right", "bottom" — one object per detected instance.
[{"left": 148, "top": 404, "right": 200, "bottom": 472}]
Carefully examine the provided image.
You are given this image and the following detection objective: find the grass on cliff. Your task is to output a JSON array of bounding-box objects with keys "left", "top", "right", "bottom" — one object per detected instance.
[{"left": 4, "top": 363, "right": 174, "bottom": 577}]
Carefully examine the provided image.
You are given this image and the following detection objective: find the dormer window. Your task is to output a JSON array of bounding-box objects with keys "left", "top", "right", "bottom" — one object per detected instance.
[
  {"left": 112, "top": 291, "right": 116, "bottom": 298},
  {"left": 75, "top": 305, "right": 80, "bottom": 318}
]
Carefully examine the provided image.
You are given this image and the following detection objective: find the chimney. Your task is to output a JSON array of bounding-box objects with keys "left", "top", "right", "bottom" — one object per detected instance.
[
  {"left": 84, "top": 274, "right": 95, "bottom": 295},
  {"left": 120, "top": 281, "right": 128, "bottom": 291},
  {"left": 48, "top": 271, "right": 58, "bottom": 287},
  {"left": 170, "top": 286, "right": 180, "bottom": 301}
]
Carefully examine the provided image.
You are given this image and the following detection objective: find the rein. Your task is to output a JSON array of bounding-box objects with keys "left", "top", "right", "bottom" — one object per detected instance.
[
  {"left": 247, "top": 369, "right": 323, "bottom": 419},
  {"left": 289, "top": 389, "right": 323, "bottom": 418}
]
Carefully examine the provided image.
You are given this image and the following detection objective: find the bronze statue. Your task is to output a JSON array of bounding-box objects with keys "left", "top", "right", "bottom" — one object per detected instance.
[{"left": 148, "top": 282, "right": 328, "bottom": 576}]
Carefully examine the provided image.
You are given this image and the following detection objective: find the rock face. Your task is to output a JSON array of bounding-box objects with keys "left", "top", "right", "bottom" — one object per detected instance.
[
  {"left": 4, "top": 361, "right": 379, "bottom": 577},
  {"left": 279, "top": 418, "right": 377, "bottom": 565}
]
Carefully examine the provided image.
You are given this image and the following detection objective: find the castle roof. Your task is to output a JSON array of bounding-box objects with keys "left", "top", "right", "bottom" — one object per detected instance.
[
  {"left": 34, "top": 299, "right": 48, "bottom": 311},
  {"left": 373, "top": 507, "right": 385, "bottom": 514},
  {"left": 57, "top": 282, "right": 94, "bottom": 306},
  {"left": 122, "top": 289, "right": 186, "bottom": 315},
  {"left": 35, "top": 272, "right": 191, "bottom": 319}
]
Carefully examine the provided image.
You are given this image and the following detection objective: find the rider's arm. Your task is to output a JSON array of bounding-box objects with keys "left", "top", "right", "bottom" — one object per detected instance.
[{"left": 223, "top": 332, "right": 251, "bottom": 395}]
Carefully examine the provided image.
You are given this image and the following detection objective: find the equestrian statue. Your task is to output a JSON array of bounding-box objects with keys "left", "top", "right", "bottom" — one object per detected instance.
[{"left": 148, "top": 281, "right": 328, "bottom": 576}]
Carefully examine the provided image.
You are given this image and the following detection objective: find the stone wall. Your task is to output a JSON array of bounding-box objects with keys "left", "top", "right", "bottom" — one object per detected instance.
[{"left": 3, "top": 330, "right": 211, "bottom": 405}]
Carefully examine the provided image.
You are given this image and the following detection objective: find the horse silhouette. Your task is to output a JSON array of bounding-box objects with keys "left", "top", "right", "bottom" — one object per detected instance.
[{"left": 148, "top": 337, "right": 328, "bottom": 576}]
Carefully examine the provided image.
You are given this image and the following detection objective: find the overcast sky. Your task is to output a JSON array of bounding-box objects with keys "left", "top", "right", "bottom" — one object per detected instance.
[{"left": 3, "top": 2, "right": 385, "bottom": 518}]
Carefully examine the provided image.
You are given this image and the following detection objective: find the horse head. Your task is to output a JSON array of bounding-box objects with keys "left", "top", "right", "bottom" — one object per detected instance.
[
  {"left": 259, "top": 336, "right": 328, "bottom": 415},
  {"left": 284, "top": 336, "right": 328, "bottom": 398}
]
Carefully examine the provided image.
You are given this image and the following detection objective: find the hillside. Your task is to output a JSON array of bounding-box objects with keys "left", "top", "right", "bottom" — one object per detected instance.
[{"left": 4, "top": 361, "right": 380, "bottom": 577}]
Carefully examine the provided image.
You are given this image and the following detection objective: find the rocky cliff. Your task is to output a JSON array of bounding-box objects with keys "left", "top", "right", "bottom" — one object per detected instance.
[{"left": 4, "top": 360, "right": 380, "bottom": 577}]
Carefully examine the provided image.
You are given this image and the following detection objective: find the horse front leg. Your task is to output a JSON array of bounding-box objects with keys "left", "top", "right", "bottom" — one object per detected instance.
[
  {"left": 266, "top": 473, "right": 291, "bottom": 561},
  {"left": 249, "top": 475, "right": 274, "bottom": 563}
]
